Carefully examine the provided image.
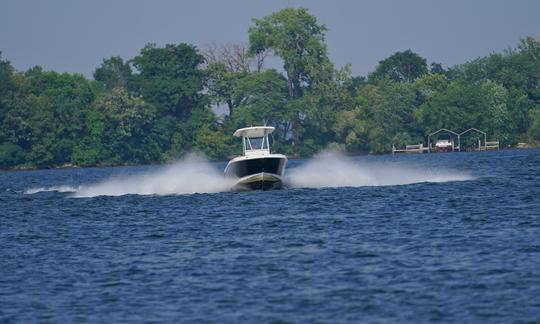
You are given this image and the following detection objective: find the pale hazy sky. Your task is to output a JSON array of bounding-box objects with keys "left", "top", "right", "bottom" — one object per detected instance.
[{"left": 1, "top": 0, "right": 539, "bottom": 77}]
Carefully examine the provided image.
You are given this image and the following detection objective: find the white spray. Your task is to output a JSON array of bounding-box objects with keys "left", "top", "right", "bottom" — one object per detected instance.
[
  {"left": 74, "top": 155, "right": 233, "bottom": 197},
  {"left": 286, "top": 151, "right": 473, "bottom": 189},
  {"left": 25, "top": 151, "right": 473, "bottom": 197},
  {"left": 25, "top": 154, "right": 234, "bottom": 197}
]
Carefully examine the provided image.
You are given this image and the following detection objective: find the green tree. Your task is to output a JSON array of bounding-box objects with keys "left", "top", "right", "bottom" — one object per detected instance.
[
  {"left": 506, "top": 87, "right": 533, "bottom": 136},
  {"left": 481, "top": 80, "right": 511, "bottom": 143},
  {"left": 72, "top": 88, "right": 157, "bottom": 166},
  {"left": 202, "top": 42, "right": 271, "bottom": 119},
  {"left": 414, "top": 80, "right": 483, "bottom": 133},
  {"left": 357, "top": 80, "right": 418, "bottom": 152},
  {"left": 0, "top": 51, "right": 17, "bottom": 143},
  {"left": 227, "top": 69, "right": 291, "bottom": 149},
  {"left": 131, "top": 43, "right": 206, "bottom": 118},
  {"left": 2, "top": 67, "right": 94, "bottom": 166},
  {"left": 449, "top": 37, "right": 540, "bottom": 105},
  {"left": 430, "top": 62, "right": 445, "bottom": 75},
  {"left": 296, "top": 67, "right": 356, "bottom": 152},
  {"left": 516, "top": 37, "right": 540, "bottom": 105},
  {"left": 3, "top": 93, "right": 56, "bottom": 166},
  {"left": 369, "top": 49, "right": 428, "bottom": 83},
  {"left": 205, "top": 62, "right": 247, "bottom": 118},
  {"left": 0, "top": 51, "right": 16, "bottom": 100},
  {"left": 332, "top": 107, "right": 369, "bottom": 152},
  {"left": 527, "top": 108, "right": 540, "bottom": 142},
  {"left": 93, "top": 56, "right": 133, "bottom": 91},
  {"left": 232, "top": 69, "right": 288, "bottom": 124},
  {"left": 248, "top": 7, "right": 332, "bottom": 98},
  {"left": 0, "top": 142, "right": 26, "bottom": 168},
  {"left": 0, "top": 56, "right": 30, "bottom": 167}
]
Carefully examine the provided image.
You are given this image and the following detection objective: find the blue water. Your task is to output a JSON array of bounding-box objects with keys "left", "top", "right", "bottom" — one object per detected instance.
[{"left": 1, "top": 150, "right": 539, "bottom": 323}]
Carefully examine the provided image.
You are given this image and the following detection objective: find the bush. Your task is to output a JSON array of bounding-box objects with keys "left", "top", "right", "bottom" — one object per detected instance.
[{"left": 0, "top": 143, "right": 27, "bottom": 168}]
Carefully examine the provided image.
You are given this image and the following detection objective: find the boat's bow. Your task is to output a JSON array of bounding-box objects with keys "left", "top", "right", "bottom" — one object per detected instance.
[{"left": 233, "top": 172, "right": 284, "bottom": 191}]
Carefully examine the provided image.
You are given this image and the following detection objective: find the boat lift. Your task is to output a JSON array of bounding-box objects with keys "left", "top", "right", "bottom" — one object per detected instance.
[
  {"left": 459, "top": 128, "right": 499, "bottom": 151},
  {"left": 393, "top": 127, "right": 499, "bottom": 154},
  {"left": 427, "top": 128, "right": 461, "bottom": 152}
]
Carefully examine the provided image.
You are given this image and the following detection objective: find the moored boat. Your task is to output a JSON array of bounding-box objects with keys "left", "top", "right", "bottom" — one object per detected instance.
[
  {"left": 434, "top": 139, "right": 454, "bottom": 152},
  {"left": 224, "top": 126, "right": 287, "bottom": 191}
]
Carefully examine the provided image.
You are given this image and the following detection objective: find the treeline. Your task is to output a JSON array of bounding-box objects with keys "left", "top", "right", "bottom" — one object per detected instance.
[{"left": 1, "top": 8, "right": 539, "bottom": 169}]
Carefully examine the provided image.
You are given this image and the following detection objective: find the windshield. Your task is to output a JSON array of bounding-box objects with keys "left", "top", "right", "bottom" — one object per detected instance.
[{"left": 246, "top": 136, "right": 267, "bottom": 150}]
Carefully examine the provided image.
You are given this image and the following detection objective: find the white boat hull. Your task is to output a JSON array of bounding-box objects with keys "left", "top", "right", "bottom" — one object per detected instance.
[{"left": 232, "top": 172, "right": 283, "bottom": 191}]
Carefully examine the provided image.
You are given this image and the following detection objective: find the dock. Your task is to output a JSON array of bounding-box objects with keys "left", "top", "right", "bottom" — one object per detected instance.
[
  {"left": 484, "top": 141, "right": 500, "bottom": 150},
  {"left": 393, "top": 128, "right": 500, "bottom": 154},
  {"left": 392, "top": 144, "right": 429, "bottom": 154}
]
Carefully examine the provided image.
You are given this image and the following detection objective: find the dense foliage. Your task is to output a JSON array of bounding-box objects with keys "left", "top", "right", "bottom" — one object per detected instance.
[{"left": 1, "top": 8, "right": 539, "bottom": 169}]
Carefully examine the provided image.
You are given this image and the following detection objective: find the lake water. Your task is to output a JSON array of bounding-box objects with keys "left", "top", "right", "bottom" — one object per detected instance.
[{"left": 1, "top": 150, "right": 539, "bottom": 322}]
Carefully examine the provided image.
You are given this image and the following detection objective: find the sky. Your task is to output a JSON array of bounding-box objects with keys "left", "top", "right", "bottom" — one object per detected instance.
[{"left": 1, "top": 0, "right": 539, "bottom": 78}]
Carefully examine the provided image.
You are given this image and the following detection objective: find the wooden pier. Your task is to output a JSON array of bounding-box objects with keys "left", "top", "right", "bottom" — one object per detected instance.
[
  {"left": 484, "top": 141, "right": 500, "bottom": 150},
  {"left": 392, "top": 144, "right": 429, "bottom": 154}
]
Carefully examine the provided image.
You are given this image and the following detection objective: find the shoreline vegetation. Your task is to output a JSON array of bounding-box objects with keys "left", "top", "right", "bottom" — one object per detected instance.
[
  {"left": 1, "top": 8, "right": 539, "bottom": 171},
  {"left": 3, "top": 146, "right": 539, "bottom": 173}
]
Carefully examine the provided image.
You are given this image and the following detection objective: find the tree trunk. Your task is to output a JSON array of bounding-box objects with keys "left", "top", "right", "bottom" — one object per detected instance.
[
  {"left": 286, "top": 70, "right": 294, "bottom": 98},
  {"left": 227, "top": 99, "right": 233, "bottom": 118}
]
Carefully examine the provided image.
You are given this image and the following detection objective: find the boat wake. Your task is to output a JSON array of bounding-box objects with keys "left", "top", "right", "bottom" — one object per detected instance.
[
  {"left": 25, "top": 154, "right": 234, "bottom": 198},
  {"left": 24, "top": 185, "right": 79, "bottom": 195},
  {"left": 286, "top": 151, "right": 473, "bottom": 189},
  {"left": 24, "top": 152, "right": 473, "bottom": 197}
]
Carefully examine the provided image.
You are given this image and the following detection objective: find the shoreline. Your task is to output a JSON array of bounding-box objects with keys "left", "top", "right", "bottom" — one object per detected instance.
[{"left": 2, "top": 146, "right": 539, "bottom": 173}]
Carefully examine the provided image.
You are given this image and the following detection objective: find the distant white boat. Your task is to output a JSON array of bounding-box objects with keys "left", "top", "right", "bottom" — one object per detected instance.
[
  {"left": 435, "top": 139, "right": 454, "bottom": 152},
  {"left": 224, "top": 126, "right": 287, "bottom": 191}
]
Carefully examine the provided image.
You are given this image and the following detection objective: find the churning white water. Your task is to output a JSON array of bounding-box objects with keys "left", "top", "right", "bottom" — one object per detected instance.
[
  {"left": 24, "top": 151, "right": 473, "bottom": 197},
  {"left": 287, "top": 152, "right": 473, "bottom": 188},
  {"left": 286, "top": 151, "right": 473, "bottom": 189},
  {"left": 25, "top": 154, "right": 233, "bottom": 197},
  {"left": 24, "top": 185, "right": 80, "bottom": 195},
  {"left": 74, "top": 158, "right": 233, "bottom": 198}
]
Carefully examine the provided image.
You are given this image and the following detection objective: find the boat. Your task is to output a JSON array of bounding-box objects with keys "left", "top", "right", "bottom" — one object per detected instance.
[
  {"left": 434, "top": 138, "right": 454, "bottom": 152},
  {"left": 224, "top": 126, "right": 287, "bottom": 191}
]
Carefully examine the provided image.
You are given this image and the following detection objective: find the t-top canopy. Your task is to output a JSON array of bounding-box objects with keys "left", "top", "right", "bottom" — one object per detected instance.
[{"left": 233, "top": 126, "right": 275, "bottom": 138}]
